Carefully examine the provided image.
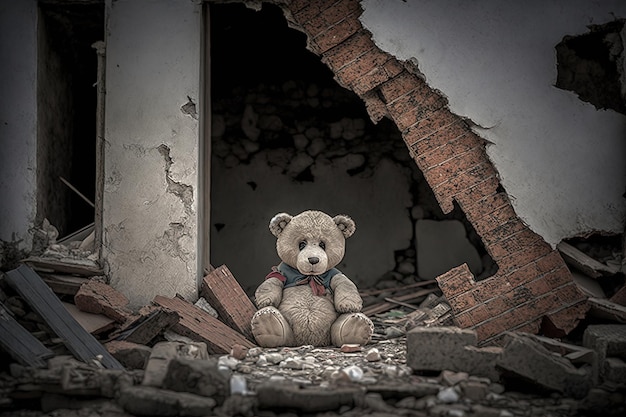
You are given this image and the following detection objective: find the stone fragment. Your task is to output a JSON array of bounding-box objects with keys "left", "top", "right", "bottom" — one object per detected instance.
[
  {"left": 74, "top": 280, "right": 133, "bottom": 323},
  {"left": 583, "top": 324, "right": 626, "bottom": 361},
  {"left": 142, "top": 341, "right": 208, "bottom": 388},
  {"left": 105, "top": 340, "right": 151, "bottom": 370},
  {"left": 406, "top": 326, "right": 477, "bottom": 372},
  {"left": 496, "top": 333, "right": 592, "bottom": 398},
  {"left": 256, "top": 383, "right": 361, "bottom": 413},
  {"left": 603, "top": 357, "right": 626, "bottom": 384},
  {"left": 437, "top": 386, "right": 460, "bottom": 403},
  {"left": 230, "top": 344, "right": 249, "bottom": 360},
  {"left": 441, "top": 370, "right": 469, "bottom": 386},
  {"left": 162, "top": 357, "right": 229, "bottom": 404},
  {"left": 461, "top": 345, "right": 502, "bottom": 382},
  {"left": 118, "top": 385, "right": 216, "bottom": 417},
  {"left": 365, "top": 348, "right": 381, "bottom": 362},
  {"left": 459, "top": 381, "right": 489, "bottom": 401},
  {"left": 340, "top": 343, "right": 362, "bottom": 353}
]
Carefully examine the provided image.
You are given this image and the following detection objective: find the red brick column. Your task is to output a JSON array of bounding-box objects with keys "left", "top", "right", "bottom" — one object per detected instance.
[{"left": 283, "top": 0, "right": 588, "bottom": 344}]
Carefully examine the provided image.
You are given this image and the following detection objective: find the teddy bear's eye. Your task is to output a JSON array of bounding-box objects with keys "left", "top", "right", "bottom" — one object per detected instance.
[
  {"left": 299, "top": 241, "right": 307, "bottom": 250},
  {"left": 319, "top": 241, "right": 326, "bottom": 250}
]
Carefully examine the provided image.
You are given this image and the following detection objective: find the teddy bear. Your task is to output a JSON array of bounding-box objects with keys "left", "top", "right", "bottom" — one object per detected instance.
[{"left": 250, "top": 210, "right": 374, "bottom": 347}]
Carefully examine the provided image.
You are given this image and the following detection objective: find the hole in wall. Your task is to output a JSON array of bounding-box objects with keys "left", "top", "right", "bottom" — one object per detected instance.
[
  {"left": 36, "top": 1, "right": 103, "bottom": 239},
  {"left": 209, "top": 2, "right": 495, "bottom": 294},
  {"left": 555, "top": 19, "right": 626, "bottom": 115}
]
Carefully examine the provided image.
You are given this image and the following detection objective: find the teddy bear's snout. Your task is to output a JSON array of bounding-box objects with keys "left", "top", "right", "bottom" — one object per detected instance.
[{"left": 308, "top": 257, "right": 319, "bottom": 265}]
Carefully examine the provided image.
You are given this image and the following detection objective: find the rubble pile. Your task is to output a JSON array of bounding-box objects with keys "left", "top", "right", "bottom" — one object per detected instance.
[{"left": 0, "top": 220, "right": 625, "bottom": 416}]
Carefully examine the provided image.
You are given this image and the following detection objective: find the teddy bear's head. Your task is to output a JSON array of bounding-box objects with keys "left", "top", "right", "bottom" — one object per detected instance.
[{"left": 269, "top": 210, "right": 356, "bottom": 276}]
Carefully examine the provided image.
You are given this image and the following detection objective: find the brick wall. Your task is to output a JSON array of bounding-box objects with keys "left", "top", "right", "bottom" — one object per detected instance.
[{"left": 280, "top": 0, "right": 588, "bottom": 345}]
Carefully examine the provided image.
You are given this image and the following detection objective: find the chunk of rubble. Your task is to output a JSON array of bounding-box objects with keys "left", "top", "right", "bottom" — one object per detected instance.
[
  {"left": 256, "top": 382, "right": 362, "bottom": 412},
  {"left": 406, "top": 326, "right": 501, "bottom": 381},
  {"left": 496, "top": 332, "right": 593, "bottom": 399},
  {"left": 583, "top": 324, "right": 626, "bottom": 385}
]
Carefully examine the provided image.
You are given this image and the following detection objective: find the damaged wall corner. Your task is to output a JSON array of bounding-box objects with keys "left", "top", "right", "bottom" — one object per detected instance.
[
  {"left": 102, "top": 0, "right": 202, "bottom": 307},
  {"left": 278, "top": 0, "right": 595, "bottom": 343}
]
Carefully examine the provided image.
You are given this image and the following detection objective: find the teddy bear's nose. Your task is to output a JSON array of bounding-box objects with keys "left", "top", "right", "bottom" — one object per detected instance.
[{"left": 308, "top": 257, "right": 319, "bottom": 265}]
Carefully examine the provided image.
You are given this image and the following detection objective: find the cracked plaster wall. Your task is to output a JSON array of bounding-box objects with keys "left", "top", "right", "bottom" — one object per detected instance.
[
  {"left": 360, "top": 0, "right": 626, "bottom": 247},
  {"left": 0, "top": 0, "right": 38, "bottom": 263},
  {"left": 103, "top": 0, "right": 201, "bottom": 307}
]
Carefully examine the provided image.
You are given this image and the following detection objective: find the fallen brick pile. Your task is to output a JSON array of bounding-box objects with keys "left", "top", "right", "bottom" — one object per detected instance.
[{"left": 1, "top": 263, "right": 625, "bottom": 416}]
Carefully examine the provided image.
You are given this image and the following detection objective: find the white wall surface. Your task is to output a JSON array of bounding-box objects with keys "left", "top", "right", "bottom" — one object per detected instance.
[
  {"left": 0, "top": 0, "right": 38, "bottom": 255},
  {"left": 361, "top": 0, "right": 626, "bottom": 246},
  {"left": 104, "top": 0, "right": 202, "bottom": 307}
]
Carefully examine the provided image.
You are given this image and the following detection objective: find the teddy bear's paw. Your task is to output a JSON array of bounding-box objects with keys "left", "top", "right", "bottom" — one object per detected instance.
[
  {"left": 251, "top": 307, "right": 295, "bottom": 348},
  {"left": 334, "top": 299, "right": 362, "bottom": 314},
  {"left": 331, "top": 312, "right": 374, "bottom": 346}
]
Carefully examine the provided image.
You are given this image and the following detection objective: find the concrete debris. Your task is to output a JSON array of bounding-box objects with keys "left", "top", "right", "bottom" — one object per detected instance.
[{"left": 495, "top": 332, "right": 593, "bottom": 399}]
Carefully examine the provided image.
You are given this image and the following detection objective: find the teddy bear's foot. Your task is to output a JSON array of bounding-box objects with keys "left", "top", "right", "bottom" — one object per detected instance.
[
  {"left": 331, "top": 312, "right": 374, "bottom": 346},
  {"left": 251, "top": 306, "right": 295, "bottom": 347}
]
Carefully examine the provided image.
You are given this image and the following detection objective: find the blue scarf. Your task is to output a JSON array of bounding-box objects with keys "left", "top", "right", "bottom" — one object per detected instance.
[{"left": 266, "top": 262, "right": 341, "bottom": 296}]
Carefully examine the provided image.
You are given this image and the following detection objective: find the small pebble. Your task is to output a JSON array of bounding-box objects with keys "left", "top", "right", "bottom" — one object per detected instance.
[{"left": 365, "top": 348, "right": 381, "bottom": 362}]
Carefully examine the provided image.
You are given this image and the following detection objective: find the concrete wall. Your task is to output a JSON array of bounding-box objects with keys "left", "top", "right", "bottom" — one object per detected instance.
[
  {"left": 360, "top": 0, "right": 626, "bottom": 247},
  {"left": 0, "top": 0, "right": 38, "bottom": 264},
  {"left": 103, "top": 0, "right": 202, "bottom": 307}
]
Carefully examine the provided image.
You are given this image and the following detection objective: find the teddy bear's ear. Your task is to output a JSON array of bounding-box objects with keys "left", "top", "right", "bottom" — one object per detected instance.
[
  {"left": 269, "top": 212, "right": 293, "bottom": 237},
  {"left": 333, "top": 214, "right": 356, "bottom": 239}
]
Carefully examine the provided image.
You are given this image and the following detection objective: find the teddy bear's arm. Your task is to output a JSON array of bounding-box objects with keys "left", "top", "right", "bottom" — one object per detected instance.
[
  {"left": 254, "top": 277, "right": 284, "bottom": 308},
  {"left": 330, "top": 274, "right": 363, "bottom": 313}
]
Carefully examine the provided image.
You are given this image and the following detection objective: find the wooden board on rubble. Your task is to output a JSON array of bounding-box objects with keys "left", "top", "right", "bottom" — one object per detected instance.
[
  {"left": 110, "top": 306, "right": 179, "bottom": 345},
  {"left": 62, "top": 302, "right": 116, "bottom": 335},
  {"left": 5, "top": 265, "right": 124, "bottom": 369},
  {"left": 153, "top": 295, "right": 256, "bottom": 354},
  {"left": 0, "top": 302, "right": 54, "bottom": 368},
  {"left": 41, "top": 273, "right": 89, "bottom": 296},
  {"left": 22, "top": 256, "right": 103, "bottom": 277},
  {"left": 200, "top": 264, "right": 256, "bottom": 340}
]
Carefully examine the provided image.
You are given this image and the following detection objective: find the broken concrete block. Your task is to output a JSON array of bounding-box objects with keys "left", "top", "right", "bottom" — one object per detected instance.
[
  {"left": 462, "top": 345, "right": 502, "bottom": 382},
  {"left": 406, "top": 326, "right": 477, "bottom": 372},
  {"left": 603, "top": 357, "right": 626, "bottom": 385},
  {"left": 583, "top": 324, "right": 626, "bottom": 362},
  {"left": 105, "top": 340, "right": 151, "bottom": 370},
  {"left": 142, "top": 341, "right": 208, "bottom": 388},
  {"left": 74, "top": 280, "right": 134, "bottom": 323},
  {"left": 256, "top": 382, "right": 361, "bottom": 413},
  {"left": 496, "top": 333, "right": 592, "bottom": 398},
  {"left": 118, "top": 385, "right": 216, "bottom": 417},
  {"left": 161, "top": 357, "right": 229, "bottom": 404}
]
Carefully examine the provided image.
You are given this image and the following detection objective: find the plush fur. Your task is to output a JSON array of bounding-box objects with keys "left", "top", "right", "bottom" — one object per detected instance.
[{"left": 251, "top": 210, "right": 374, "bottom": 347}]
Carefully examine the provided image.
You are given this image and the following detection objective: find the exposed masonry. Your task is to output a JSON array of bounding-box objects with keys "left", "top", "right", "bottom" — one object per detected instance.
[
  {"left": 157, "top": 144, "right": 194, "bottom": 214},
  {"left": 272, "top": 0, "right": 589, "bottom": 345}
]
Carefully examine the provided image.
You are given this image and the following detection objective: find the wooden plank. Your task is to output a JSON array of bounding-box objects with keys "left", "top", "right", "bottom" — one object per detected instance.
[
  {"left": 63, "top": 302, "right": 116, "bottom": 335},
  {"left": 22, "top": 256, "right": 103, "bottom": 277},
  {"left": 110, "top": 307, "right": 179, "bottom": 345},
  {"left": 362, "top": 288, "right": 439, "bottom": 316},
  {"left": 200, "top": 264, "right": 256, "bottom": 340},
  {"left": 5, "top": 265, "right": 123, "bottom": 369},
  {"left": 557, "top": 241, "right": 620, "bottom": 278},
  {"left": 41, "top": 273, "right": 89, "bottom": 296},
  {"left": 153, "top": 295, "right": 256, "bottom": 354},
  {"left": 0, "top": 303, "right": 54, "bottom": 368}
]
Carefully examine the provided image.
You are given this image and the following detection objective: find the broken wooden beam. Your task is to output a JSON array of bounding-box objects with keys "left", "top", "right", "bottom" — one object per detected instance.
[
  {"left": 200, "top": 264, "right": 256, "bottom": 340},
  {"left": 5, "top": 265, "right": 124, "bottom": 369},
  {"left": 21, "top": 256, "right": 103, "bottom": 277},
  {"left": 557, "top": 241, "right": 620, "bottom": 279},
  {"left": 0, "top": 302, "right": 54, "bottom": 368},
  {"left": 153, "top": 295, "right": 256, "bottom": 354},
  {"left": 362, "top": 288, "right": 439, "bottom": 317},
  {"left": 110, "top": 306, "right": 179, "bottom": 345}
]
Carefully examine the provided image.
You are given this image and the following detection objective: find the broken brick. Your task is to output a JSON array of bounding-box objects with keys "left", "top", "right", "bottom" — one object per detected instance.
[{"left": 74, "top": 280, "right": 134, "bottom": 323}]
